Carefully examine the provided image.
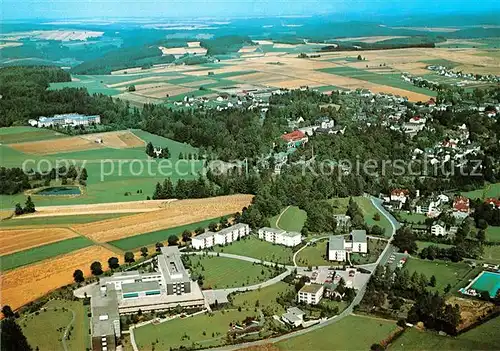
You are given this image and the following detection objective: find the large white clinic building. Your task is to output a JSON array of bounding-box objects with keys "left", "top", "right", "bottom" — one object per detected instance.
[
  {"left": 328, "top": 230, "right": 368, "bottom": 262},
  {"left": 191, "top": 223, "right": 250, "bottom": 250},
  {"left": 258, "top": 227, "right": 302, "bottom": 247},
  {"left": 29, "top": 113, "right": 101, "bottom": 128}
]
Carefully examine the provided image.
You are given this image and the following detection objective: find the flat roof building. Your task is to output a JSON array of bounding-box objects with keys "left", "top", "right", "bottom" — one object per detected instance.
[{"left": 258, "top": 227, "right": 302, "bottom": 247}]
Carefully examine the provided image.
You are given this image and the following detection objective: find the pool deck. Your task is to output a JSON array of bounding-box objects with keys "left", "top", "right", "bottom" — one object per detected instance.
[{"left": 461, "top": 271, "right": 500, "bottom": 298}]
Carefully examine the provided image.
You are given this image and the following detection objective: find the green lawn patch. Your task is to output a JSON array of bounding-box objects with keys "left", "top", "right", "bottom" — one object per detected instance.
[
  {"left": 318, "top": 66, "right": 436, "bottom": 97},
  {"left": 397, "top": 212, "right": 427, "bottom": 224},
  {"left": 21, "top": 299, "right": 90, "bottom": 351},
  {"left": 131, "top": 129, "right": 198, "bottom": 158},
  {"left": 271, "top": 206, "right": 307, "bottom": 232},
  {"left": 356, "top": 197, "right": 392, "bottom": 237},
  {"left": 0, "top": 127, "right": 65, "bottom": 144},
  {"left": 296, "top": 239, "right": 330, "bottom": 267},
  {"left": 416, "top": 240, "right": 454, "bottom": 252},
  {"left": 185, "top": 255, "right": 279, "bottom": 289},
  {"left": 351, "top": 238, "right": 386, "bottom": 265},
  {"left": 0, "top": 213, "right": 136, "bottom": 228},
  {"left": 109, "top": 217, "right": 223, "bottom": 251},
  {"left": 134, "top": 309, "right": 254, "bottom": 351},
  {"left": 213, "top": 236, "right": 294, "bottom": 265},
  {"left": 277, "top": 314, "right": 397, "bottom": 350},
  {"left": 211, "top": 70, "right": 257, "bottom": 79},
  {"left": 485, "top": 226, "right": 500, "bottom": 242},
  {"left": 482, "top": 245, "right": 500, "bottom": 264},
  {"left": 1, "top": 236, "right": 93, "bottom": 271},
  {"left": 419, "top": 59, "right": 459, "bottom": 68},
  {"left": 461, "top": 183, "right": 500, "bottom": 200},
  {"left": 403, "top": 257, "right": 473, "bottom": 292},
  {"left": 389, "top": 316, "right": 500, "bottom": 350},
  {"left": 49, "top": 79, "right": 121, "bottom": 96},
  {"left": 230, "top": 281, "right": 294, "bottom": 315}
]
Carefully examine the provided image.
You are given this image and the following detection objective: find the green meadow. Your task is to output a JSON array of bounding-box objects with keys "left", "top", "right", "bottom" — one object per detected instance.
[
  {"left": 1, "top": 236, "right": 93, "bottom": 271},
  {"left": 0, "top": 213, "right": 134, "bottom": 228}
]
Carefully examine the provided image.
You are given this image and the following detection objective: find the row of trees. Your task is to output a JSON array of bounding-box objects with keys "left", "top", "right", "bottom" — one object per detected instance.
[{"left": 152, "top": 177, "right": 218, "bottom": 200}]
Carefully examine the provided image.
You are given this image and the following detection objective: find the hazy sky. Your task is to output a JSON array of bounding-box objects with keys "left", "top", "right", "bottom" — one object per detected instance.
[{"left": 2, "top": 0, "right": 499, "bottom": 20}]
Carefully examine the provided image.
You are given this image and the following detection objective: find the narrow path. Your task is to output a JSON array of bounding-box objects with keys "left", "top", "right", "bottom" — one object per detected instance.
[
  {"left": 67, "top": 226, "right": 125, "bottom": 255},
  {"left": 61, "top": 308, "right": 76, "bottom": 351},
  {"left": 274, "top": 205, "right": 291, "bottom": 230}
]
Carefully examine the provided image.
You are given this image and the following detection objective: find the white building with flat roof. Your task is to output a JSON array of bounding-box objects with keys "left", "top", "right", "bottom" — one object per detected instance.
[
  {"left": 29, "top": 113, "right": 101, "bottom": 128},
  {"left": 191, "top": 223, "right": 250, "bottom": 250},
  {"left": 297, "top": 283, "right": 324, "bottom": 305},
  {"left": 258, "top": 227, "right": 302, "bottom": 247},
  {"left": 328, "top": 230, "right": 368, "bottom": 261}
]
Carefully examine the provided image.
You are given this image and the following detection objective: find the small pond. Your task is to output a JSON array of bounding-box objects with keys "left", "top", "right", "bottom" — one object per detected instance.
[{"left": 36, "top": 186, "right": 81, "bottom": 196}]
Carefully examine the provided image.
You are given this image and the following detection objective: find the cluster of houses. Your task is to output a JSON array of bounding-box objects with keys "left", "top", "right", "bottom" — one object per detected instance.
[
  {"left": 29, "top": 113, "right": 101, "bottom": 128},
  {"left": 427, "top": 65, "right": 500, "bottom": 84}
]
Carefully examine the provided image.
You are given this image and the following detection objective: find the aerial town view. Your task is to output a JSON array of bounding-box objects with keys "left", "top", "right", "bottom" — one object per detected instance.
[{"left": 1, "top": 0, "right": 500, "bottom": 350}]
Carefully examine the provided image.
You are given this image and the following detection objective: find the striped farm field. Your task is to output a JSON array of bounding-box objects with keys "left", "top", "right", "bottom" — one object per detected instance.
[
  {"left": 0, "top": 213, "right": 138, "bottom": 228},
  {"left": 0, "top": 227, "right": 78, "bottom": 255},
  {"left": 1, "top": 245, "right": 118, "bottom": 310},
  {"left": 73, "top": 195, "right": 253, "bottom": 243},
  {"left": 0, "top": 236, "right": 94, "bottom": 271},
  {"left": 0, "top": 126, "right": 65, "bottom": 144}
]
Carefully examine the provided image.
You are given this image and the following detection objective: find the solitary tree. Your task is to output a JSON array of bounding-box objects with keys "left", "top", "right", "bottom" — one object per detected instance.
[
  {"left": 14, "top": 203, "right": 23, "bottom": 216},
  {"left": 1, "top": 318, "right": 33, "bottom": 351},
  {"left": 430, "top": 275, "right": 437, "bottom": 287},
  {"left": 108, "top": 257, "right": 120, "bottom": 270},
  {"left": 73, "top": 269, "right": 85, "bottom": 283},
  {"left": 168, "top": 235, "right": 179, "bottom": 246},
  {"left": 146, "top": 142, "right": 155, "bottom": 157},
  {"left": 24, "top": 196, "right": 35, "bottom": 214},
  {"left": 140, "top": 247, "right": 148, "bottom": 258},
  {"left": 1, "top": 305, "right": 14, "bottom": 318},
  {"left": 124, "top": 251, "right": 135, "bottom": 263},
  {"left": 181, "top": 230, "right": 191, "bottom": 243},
  {"left": 155, "top": 242, "right": 164, "bottom": 252},
  {"left": 90, "top": 261, "right": 103, "bottom": 276}
]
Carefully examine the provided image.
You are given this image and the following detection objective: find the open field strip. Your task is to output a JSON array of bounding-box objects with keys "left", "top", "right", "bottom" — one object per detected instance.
[
  {"left": 112, "top": 216, "right": 224, "bottom": 251},
  {"left": 336, "top": 36, "right": 410, "bottom": 43},
  {"left": 0, "top": 213, "right": 138, "bottom": 228},
  {"left": 389, "top": 316, "right": 500, "bottom": 350},
  {"left": 0, "top": 126, "right": 65, "bottom": 144},
  {"left": 72, "top": 195, "right": 253, "bottom": 242},
  {"left": 0, "top": 236, "right": 94, "bottom": 271},
  {"left": 78, "top": 130, "right": 145, "bottom": 148},
  {"left": 0, "top": 227, "right": 78, "bottom": 255},
  {"left": 106, "top": 75, "right": 186, "bottom": 88},
  {"left": 8, "top": 135, "right": 104, "bottom": 155},
  {"left": 18, "top": 199, "right": 175, "bottom": 218},
  {"left": 276, "top": 314, "right": 398, "bottom": 350},
  {"left": 1, "top": 245, "right": 118, "bottom": 310}
]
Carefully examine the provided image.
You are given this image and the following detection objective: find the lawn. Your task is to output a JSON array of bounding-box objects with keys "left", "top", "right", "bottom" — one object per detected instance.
[
  {"left": 213, "top": 236, "right": 294, "bottom": 265},
  {"left": 230, "top": 281, "right": 294, "bottom": 315},
  {"left": 318, "top": 66, "right": 436, "bottom": 97},
  {"left": 351, "top": 238, "right": 386, "bottom": 265},
  {"left": 276, "top": 314, "right": 398, "bottom": 350},
  {"left": 131, "top": 129, "right": 198, "bottom": 157},
  {"left": 416, "top": 241, "right": 454, "bottom": 251},
  {"left": 21, "top": 299, "right": 90, "bottom": 351},
  {"left": 270, "top": 206, "right": 307, "bottom": 232},
  {"left": 461, "top": 182, "right": 500, "bottom": 200},
  {"left": 482, "top": 245, "right": 500, "bottom": 264},
  {"left": 389, "top": 316, "right": 500, "bottom": 350},
  {"left": 49, "top": 78, "right": 121, "bottom": 95},
  {"left": 356, "top": 197, "right": 393, "bottom": 237},
  {"left": 485, "top": 226, "right": 500, "bottom": 242},
  {"left": 403, "top": 257, "right": 473, "bottom": 292},
  {"left": 134, "top": 309, "right": 256, "bottom": 350},
  {"left": 295, "top": 239, "right": 330, "bottom": 267},
  {"left": 0, "top": 236, "right": 93, "bottom": 271},
  {"left": 0, "top": 213, "right": 135, "bottom": 228},
  {"left": 185, "top": 255, "right": 279, "bottom": 289},
  {"left": 397, "top": 212, "right": 427, "bottom": 224},
  {"left": 108, "top": 217, "right": 224, "bottom": 251}
]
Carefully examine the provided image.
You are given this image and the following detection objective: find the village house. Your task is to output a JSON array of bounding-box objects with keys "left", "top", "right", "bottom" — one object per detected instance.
[
  {"left": 281, "top": 307, "right": 305, "bottom": 327},
  {"left": 431, "top": 221, "right": 447, "bottom": 236},
  {"left": 390, "top": 189, "right": 410, "bottom": 209},
  {"left": 258, "top": 227, "right": 302, "bottom": 247},
  {"left": 328, "top": 230, "right": 368, "bottom": 262},
  {"left": 485, "top": 198, "right": 500, "bottom": 209},
  {"left": 191, "top": 223, "right": 250, "bottom": 250},
  {"left": 281, "top": 130, "right": 308, "bottom": 149},
  {"left": 297, "top": 283, "right": 324, "bottom": 305},
  {"left": 453, "top": 196, "right": 470, "bottom": 219}
]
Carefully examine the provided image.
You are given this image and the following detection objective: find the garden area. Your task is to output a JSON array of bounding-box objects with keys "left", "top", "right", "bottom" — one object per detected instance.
[
  {"left": 269, "top": 206, "right": 307, "bottom": 232},
  {"left": 230, "top": 282, "right": 295, "bottom": 315},
  {"left": 295, "top": 239, "right": 330, "bottom": 267},
  {"left": 213, "top": 236, "right": 294, "bottom": 265},
  {"left": 183, "top": 254, "right": 282, "bottom": 289}
]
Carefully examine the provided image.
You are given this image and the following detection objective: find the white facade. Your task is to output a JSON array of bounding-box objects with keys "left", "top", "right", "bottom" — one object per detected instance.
[
  {"left": 390, "top": 190, "right": 409, "bottom": 203},
  {"left": 431, "top": 223, "right": 446, "bottom": 236},
  {"left": 328, "top": 230, "right": 367, "bottom": 261},
  {"left": 258, "top": 227, "right": 302, "bottom": 247},
  {"left": 191, "top": 223, "right": 250, "bottom": 250},
  {"left": 297, "top": 283, "right": 324, "bottom": 305},
  {"left": 31, "top": 114, "right": 101, "bottom": 128}
]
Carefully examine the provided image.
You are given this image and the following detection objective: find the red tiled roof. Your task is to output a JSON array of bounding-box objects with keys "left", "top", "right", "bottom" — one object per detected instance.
[
  {"left": 282, "top": 130, "right": 306, "bottom": 142},
  {"left": 391, "top": 189, "right": 409, "bottom": 196},
  {"left": 485, "top": 198, "right": 500, "bottom": 208},
  {"left": 453, "top": 196, "right": 470, "bottom": 212}
]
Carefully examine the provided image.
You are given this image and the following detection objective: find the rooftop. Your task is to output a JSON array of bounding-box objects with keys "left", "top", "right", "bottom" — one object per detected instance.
[
  {"left": 158, "top": 246, "right": 190, "bottom": 284},
  {"left": 329, "top": 235, "right": 345, "bottom": 251},
  {"left": 260, "top": 227, "right": 285, "bottom": 235},
  {"left": 299, "top": 283, "right": 324, "bottom": 294},
  {"left": 91, "top": 287, "right": 119, "bottom": 337},
  {"left": 351, "top": 229, "right": 367, "bottom": 243},
  {"left": 121, "top": 281, "right": 161, "bottom": 294}
]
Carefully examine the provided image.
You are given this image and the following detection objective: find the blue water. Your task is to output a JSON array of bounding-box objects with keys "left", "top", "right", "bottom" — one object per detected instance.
[
  {"left": 36, "top": 186, "right": 81, "bottom": 196},
  {"left": 471, "top": 272, "right": 500, "bottom": 298}
]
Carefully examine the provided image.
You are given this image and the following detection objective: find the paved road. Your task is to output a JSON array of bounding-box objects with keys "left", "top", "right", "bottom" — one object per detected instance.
[{"left": 211, "top": 197, "right": 401, "bottom": 351}]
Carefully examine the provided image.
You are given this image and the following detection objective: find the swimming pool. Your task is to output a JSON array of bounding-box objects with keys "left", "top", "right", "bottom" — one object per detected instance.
[
  {"left": 36, "top": 186, "right": 81, "bottom": 196},
  {"left": 469, "top": 271, "right": 500, "bottom": 298}
]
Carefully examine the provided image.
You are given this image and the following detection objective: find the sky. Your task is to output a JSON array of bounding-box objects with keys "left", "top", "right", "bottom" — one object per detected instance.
[{"left": 2, "top": 0, "right": 500, "bottom": 20}]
